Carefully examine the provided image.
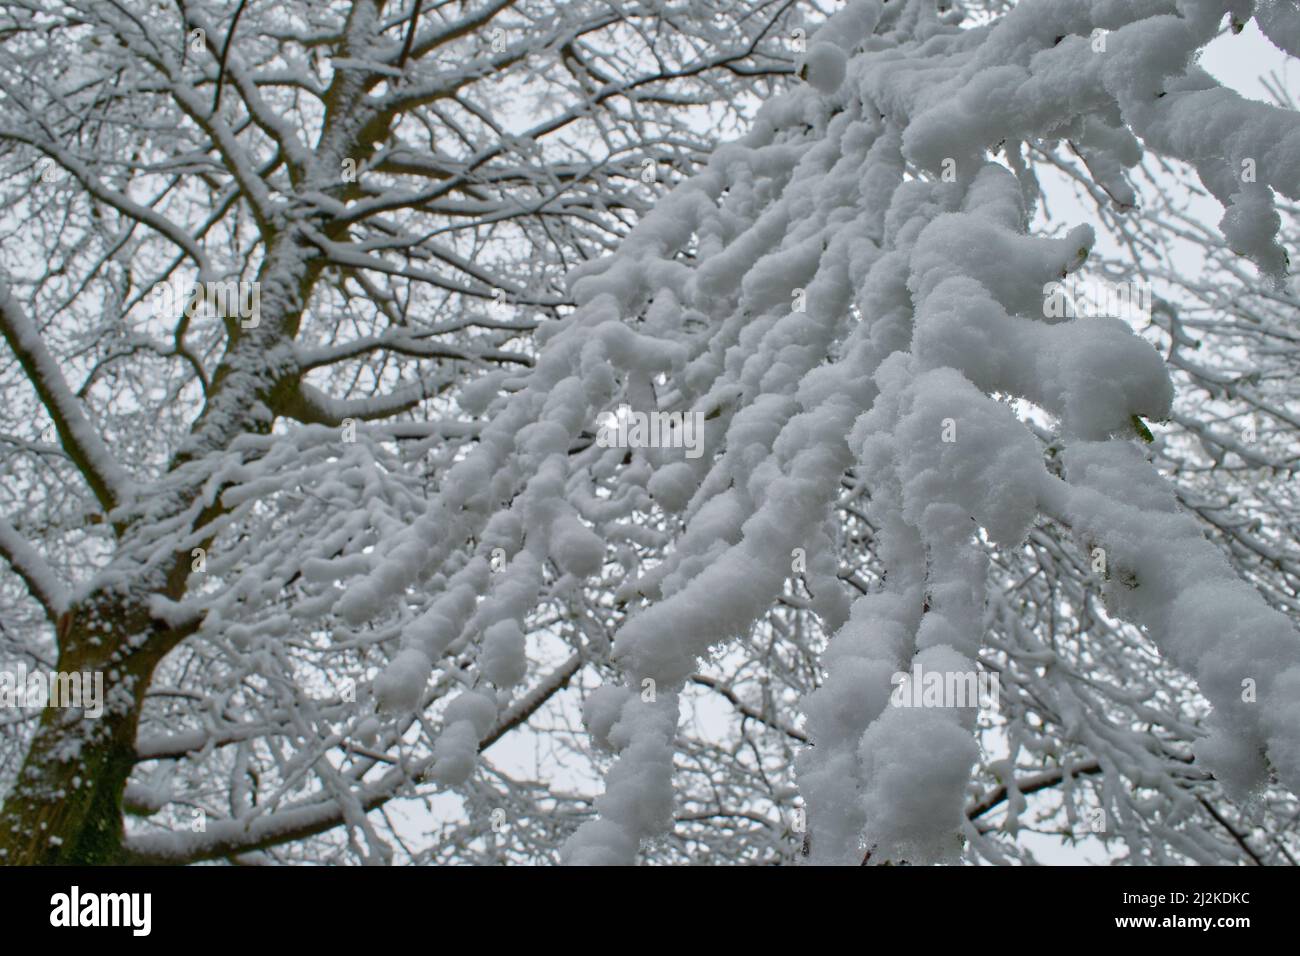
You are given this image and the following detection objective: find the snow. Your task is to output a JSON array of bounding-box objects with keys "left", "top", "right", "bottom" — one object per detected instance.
[
  {"left": 802, "top": 43, "right": 849, "bottom": 96},
  {"left": 0, "top": 283, "right": 132, "bottom": 514},
  {"left": 1039, "top": 440, "right": 1300, "bottom": 797},
  {"left": 890, "top": 365, "right": 1046, "bottom": 547},
  {"left": 563, "top": 694, "right": 678, "bottom": 865},
  {"left": 1256, "top": 0, "right": 1300, "bottom": 57},
  {"left": 374, "top": 647, "right": 432, "bottom": 713},
  {"left": 0, "top": 516, "right": 67, "bottom": 617},
  {"left": 553, "top": 0, "right": 1300, "bottom": 864},
  {"left": 444, "top": 690, "right": 497, "bottom": 735},
  {"left": 582, "top": 684, "right": 634, "bottom": 752},
  {"left": 353, "top": 716, "right": 382, "bottom": 746},
  {"left": 548, "top": 512, "right": 605, "bottom": 579},
  {"left": 11, "top": 0, "right": 1295, "bottom": 869},
  {"left": 857, "top": 704, "right": 980, "bottom": 863},
  {"left": 479, "top": 620, "right": 527, "bottom": 688},
  {"left": 645, "top": 461, "right": 697, "bottom": 513}
]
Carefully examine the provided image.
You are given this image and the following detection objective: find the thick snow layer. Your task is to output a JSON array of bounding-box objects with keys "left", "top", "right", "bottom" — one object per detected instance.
[
  {"left": 374, "top": 647, "right": 432, "bottom": 713},
  {"left": 802, "top": 42, "right": 850, "bottom": 96},
  {"left": 1256, "top": 0, "right": 1300, "bottom": 57},
  {"left": 303, "top": 0, "right": 1300, "bottom": 866},
  {"left": 480, "top": 620, "right": 527, "bottom": 688}
]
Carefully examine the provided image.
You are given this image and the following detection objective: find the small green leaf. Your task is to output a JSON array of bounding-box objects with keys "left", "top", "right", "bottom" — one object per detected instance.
[{"left": 1131, "top": 414, "right": 1154, "bottom": 443}]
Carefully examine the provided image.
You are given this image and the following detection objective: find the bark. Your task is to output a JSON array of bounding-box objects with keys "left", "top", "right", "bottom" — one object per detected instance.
[{"left": 0, "top": 594, "right": 178, "bottom": 864}]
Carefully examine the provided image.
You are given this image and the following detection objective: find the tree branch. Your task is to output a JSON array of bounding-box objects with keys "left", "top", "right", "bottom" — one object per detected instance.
[
  {"left": 0, "top": 282, "right": 130, "bottom": 517},
  {"left": 0, "top": 515, "right": 67, "bottom": 623},
  {"left": 277, "top": 380, "right": 430, "bottom": 426},
  {"left": 122, "top": 651, "right": 583, "bottom": 864}
]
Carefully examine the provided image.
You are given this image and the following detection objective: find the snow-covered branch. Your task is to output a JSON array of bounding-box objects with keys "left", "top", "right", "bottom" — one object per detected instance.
[
  {"left": 0, "top": 282, "right": 130, "bottom": 517},
  {"left": 280, "top": 380, "right": 431, "bottom": 426},
  {"left": 0, "top": 515, "right": 67, "bottom": 622}
]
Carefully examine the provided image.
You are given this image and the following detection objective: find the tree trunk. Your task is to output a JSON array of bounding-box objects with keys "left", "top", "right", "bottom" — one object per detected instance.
[
  {"left": 0, "top": 595, "right": 164, "bottom": 864},
  {"left": 0, "top": 230, "right": 322, "bottom": 865}
]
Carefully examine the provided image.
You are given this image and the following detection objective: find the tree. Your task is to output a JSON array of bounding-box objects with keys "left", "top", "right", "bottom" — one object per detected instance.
[
  {"left": 0, "top": 0, "right": 797, "bottom": 864},
  {"left": 1, "top": 0, "right": 1298, "bottom": 868}
]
